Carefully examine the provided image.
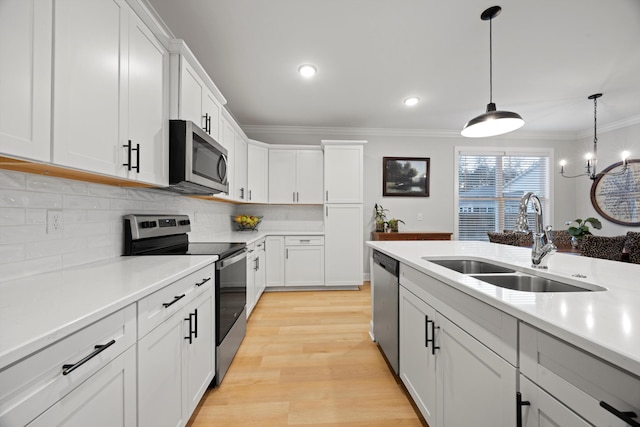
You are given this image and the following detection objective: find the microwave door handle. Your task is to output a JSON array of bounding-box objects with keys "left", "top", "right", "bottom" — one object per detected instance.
[{"left": 218, "top": 155, "right": 228, "bottom": 182}]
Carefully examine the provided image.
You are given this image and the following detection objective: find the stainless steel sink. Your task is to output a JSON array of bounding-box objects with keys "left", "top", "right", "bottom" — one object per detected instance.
[
  {"left": 470, "top": 274, "right": 605, "bottom": 292},
  {"left": 425, "top": 258, "right": 515, "bottom": 274}
]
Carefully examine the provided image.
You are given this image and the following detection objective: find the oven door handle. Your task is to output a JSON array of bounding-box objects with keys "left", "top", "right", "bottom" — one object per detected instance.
[{"left": 217, "top": 249, "right": 247, "bottom": 270}]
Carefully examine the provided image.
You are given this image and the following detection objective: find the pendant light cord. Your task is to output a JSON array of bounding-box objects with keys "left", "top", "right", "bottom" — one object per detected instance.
[{"left": 489, "top": 17, "right": 493, "bottom": 104}]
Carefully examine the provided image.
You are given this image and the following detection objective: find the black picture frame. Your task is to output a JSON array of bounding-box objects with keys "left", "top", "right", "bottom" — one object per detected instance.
[
  {"left": 590, "top": 159, "right": 640, "bottom": 226},
  {"left": 383, "top": 157, "right": 430, "bottom": 197}
]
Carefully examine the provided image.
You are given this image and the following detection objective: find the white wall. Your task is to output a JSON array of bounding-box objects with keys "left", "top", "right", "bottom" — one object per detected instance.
[
  {"left": 247, "top": 129, "right": 578, "bottom": 276},
  {"left": 572, "top": 122, "right": 640, "bottom": 236}
]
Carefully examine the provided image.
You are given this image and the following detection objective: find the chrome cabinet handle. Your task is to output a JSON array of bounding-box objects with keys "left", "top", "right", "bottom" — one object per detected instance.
[{"left": 62, "top": 339, "right": 116, "bottom": 375}]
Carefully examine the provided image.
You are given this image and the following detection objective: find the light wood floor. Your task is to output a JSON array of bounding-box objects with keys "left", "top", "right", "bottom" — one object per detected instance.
[{"left": 187, "top": 283, "right": 427, "bottom": 427}]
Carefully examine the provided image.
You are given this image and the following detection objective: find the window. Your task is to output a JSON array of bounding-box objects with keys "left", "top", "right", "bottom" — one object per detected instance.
[{"left": 456, "top": 149, "right": 551, "bottom": 241}]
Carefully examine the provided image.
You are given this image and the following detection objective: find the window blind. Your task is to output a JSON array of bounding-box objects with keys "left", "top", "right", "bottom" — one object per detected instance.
[{"left": 457, "top": 151, "right": 550, "bottom": 241}]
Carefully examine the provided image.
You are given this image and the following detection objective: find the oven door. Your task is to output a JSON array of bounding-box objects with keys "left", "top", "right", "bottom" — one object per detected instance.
[{"left": 215, "top": 249, "right": 247, "bottom": 345}]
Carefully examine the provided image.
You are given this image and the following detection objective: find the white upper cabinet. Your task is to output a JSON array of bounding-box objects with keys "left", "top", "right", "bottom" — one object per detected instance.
[
  {"left": 0, "top": 0, "right": 52, "bottom": 162},
  {"left": 179, "top": 59, "right": 221, "bottom": 140},
  {"left": 52, "top": 0, "right": 169, "bottom": 185},
  {"left": 322, "top": 143, "right": 364, "bottom": 203},
  {"left": 247, "top": 141, "right": 268, "bottom": 203},
  {"left": 268, "top": 149, "right": 323, "bottom": 204},
  {"left": 234, "top": 131, "right": 248, "bottom": 201}
]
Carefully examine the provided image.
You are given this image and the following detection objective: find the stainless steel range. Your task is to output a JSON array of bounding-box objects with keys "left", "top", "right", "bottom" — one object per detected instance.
[{"left": 123, "top": 214, "right": 246, "bottom": 385}]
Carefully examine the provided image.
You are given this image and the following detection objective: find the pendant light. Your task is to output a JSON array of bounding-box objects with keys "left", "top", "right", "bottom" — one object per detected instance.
[{"left": 461, "top": 6, "right": 524, "bottom": 138}]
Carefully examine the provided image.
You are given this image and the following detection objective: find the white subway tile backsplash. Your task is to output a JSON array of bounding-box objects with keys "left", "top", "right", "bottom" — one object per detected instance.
[
  {"left": 0, "top": 224, "right": 46, "bottom": 244},
  {"left": 0, "top": 170, "right": 26, "bottom": 189},
  {"left": 0, "top": 244, "right": 26, "bottom": 263},
  {"left": 26, "top": 237, "right": 86, "bottom": 259},
  {"left": 0, "top": 208, "right": 25, "bottom": 225},
  {"left": 26, "top": 209, "right": 46, "bottom": 224},
  {"left": 63, "top": 194, "right": 111, "bottom": 210},
  {"left": 0, "top": 189, "right": 63, "bottom": 209},
  {"left": 27, "top": 175, "right": 88, "bottom": 194},
  {"left": 0, "top": 169, "right": 325, "bottom": 282}
]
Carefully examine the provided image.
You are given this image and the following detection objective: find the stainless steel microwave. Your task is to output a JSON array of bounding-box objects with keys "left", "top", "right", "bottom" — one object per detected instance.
[{"left": 168, "top": 120, "right": 228, "bottom": 195}]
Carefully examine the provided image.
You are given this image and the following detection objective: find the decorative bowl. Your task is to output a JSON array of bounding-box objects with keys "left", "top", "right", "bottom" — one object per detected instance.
[{"left": 233, "top": 215, "right": 262, "bottom": 231}]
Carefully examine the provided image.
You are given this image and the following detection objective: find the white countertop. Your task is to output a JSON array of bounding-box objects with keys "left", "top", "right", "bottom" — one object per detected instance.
[
  {"left": 367, "top": 240, "right": 640, "bottom": 377},
  {"left": 204, "top": 230, "right": 324, "bottom": 245},
  {"left": 0, "top": 255, "right": 217, "bottom": 368}
]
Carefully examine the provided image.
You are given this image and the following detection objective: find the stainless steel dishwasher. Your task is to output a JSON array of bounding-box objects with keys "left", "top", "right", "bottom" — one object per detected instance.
[{"left": 372, "top": 249, "right": 400, "bottom": 375}]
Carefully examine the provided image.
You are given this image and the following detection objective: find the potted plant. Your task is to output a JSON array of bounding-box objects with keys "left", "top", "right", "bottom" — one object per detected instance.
[
  {"left": 386, "top": 218, "right": 405, "bottom": 232},
  {"left": 374, "top": 204, "right": 389, "bottom": 232},
  {"left": 566, "top": 217, "right": 602, "bottom": 247}
]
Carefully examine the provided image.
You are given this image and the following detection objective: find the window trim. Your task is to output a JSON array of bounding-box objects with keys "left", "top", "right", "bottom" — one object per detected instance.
[{"left": 453, "top": 146, "right": 555, "bottom": 241}]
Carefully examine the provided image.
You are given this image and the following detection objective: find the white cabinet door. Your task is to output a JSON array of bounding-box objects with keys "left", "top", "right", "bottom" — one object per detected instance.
[
  {"left": 0, "top": 0, "right": 52, "bottom": 161},
  {"left": 52, "top": 0, "right": 126, "bottom": 176},
  {"left": 28, "top": 346, "right": 136, "bottom": 427},
  {"left": 246, "top": 243, "right": 257, "bottom": 316},
  {"left": 324, "top": 204, "right": 363, "bottom": 286},
  {"left": 399, "top": 286, "right": 437, "bottom": 427},
  {"left": 255, "top": 240, "right": 266, "bottom": 299},
  {"left": 234, "top": 133, "right": 248, "bottom": 201},
  {"left": 285, "top": 245, "right": 325, "bottom": 286},
  {"left": 126, "top": 11, "right": 169, "bottom": 185},
  {"left": 180, "top": 60, "right": 204, "bottom": 129},
  {"left": 324, "top": 145, "right": 363, "bottom": 203},
  {"left": 296, "top": 150, "right": 324, "bottom": 204},
  {"left": 184, "top": 288, "right": 215, "bottom": 416},
  {"left": 202, "top": 90, "right": 221, "bottom": 140},
  {"left": 138, "top": 311, "right": 185, "bottom": 427},
  {"left": 519, "top": 375, "right": 590, "bottom": 427},
  {"left": 436, "top": 313, "right": 516, "bottom": 427},
  {"left": 265, "top": 236, "right": 285, "bottom": 287},
  {"left": 268, "top": 150, "right": 297, "bottom": 203},
  {"left": 247, "top": 143, "right": 268, "bottom": 203}
]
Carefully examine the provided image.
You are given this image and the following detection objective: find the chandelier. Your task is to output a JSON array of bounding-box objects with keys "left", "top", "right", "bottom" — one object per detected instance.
[{"left": 560, "top": 93, "right": 629, "bottom": 180}]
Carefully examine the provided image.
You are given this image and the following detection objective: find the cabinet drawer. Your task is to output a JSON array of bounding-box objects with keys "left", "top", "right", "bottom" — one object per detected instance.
[
  {"left": 138, "top": 263, "right": 215, "bottom": 338},
  {"left": 0, "top": 304, "right": 136, "bottom": 427},
  {"left": 285, "top": 235, "right": 324, "bottom": 246},
  {"left": 520, "top": 322, "right": 640, "bottom": 426},
  {"left": 400, "top": 263, "right": 517, "bottom": 366}
]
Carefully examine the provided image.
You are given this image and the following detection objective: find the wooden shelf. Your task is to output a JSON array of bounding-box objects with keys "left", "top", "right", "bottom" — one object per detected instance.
[{"left": 371, "top": 231, "right": 452, "bottom": 241}]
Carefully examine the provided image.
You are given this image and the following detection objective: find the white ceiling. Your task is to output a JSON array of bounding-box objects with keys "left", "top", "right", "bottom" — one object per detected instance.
[{"left": 146, "top": 0, "right": 640, "bottom": 137}]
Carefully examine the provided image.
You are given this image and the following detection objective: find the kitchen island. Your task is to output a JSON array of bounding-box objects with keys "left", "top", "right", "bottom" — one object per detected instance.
[{"left": 367, "top": 240, "right": 640, "bottom": 427}]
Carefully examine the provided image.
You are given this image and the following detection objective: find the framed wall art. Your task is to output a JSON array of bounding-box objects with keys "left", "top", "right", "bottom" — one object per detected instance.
[
  {"left": 383, "top": 157, "right": 430, "bottom": 197},
  {"left": 590, "top": 159, "right": 640, "bottom": 226}
]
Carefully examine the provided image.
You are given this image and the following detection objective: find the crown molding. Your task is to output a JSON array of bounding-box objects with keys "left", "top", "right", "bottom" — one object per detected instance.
[
  {"left": 241, "top": 125, "right": 576, "bottom": 141},
  {"left": 575, "top": 113, "right": 640, "bottom": 139}
]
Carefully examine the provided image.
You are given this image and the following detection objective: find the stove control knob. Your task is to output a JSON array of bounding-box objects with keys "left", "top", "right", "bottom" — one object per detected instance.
[
  {"left": 179, "top": 219, "right": 190, "bottom": 226},
  {"left": 141, "top": 221, "right": 157, "bottom": 229}
]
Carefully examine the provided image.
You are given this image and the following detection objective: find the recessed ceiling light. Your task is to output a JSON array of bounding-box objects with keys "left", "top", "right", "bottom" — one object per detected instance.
[
  {"left": 298, "top": 64, "right": 317, "bottom": 78},
  {"left": 403, "top": 97, "right": 420, "bottom": 106}
]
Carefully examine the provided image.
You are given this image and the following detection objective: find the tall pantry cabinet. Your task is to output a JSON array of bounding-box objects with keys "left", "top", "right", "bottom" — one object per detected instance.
[{"left": 322, "top": 141, "right": 366, "bottom": 287}]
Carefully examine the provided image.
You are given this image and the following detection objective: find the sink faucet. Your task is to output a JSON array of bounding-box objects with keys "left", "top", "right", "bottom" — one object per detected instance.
[{"left": 514, "top": 192, "right": 557, "bottom": 269}]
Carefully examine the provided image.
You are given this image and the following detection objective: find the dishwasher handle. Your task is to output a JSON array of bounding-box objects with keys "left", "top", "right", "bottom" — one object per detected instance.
[{"left": 372, "top": 250, "right": 399, "bottom": 277}]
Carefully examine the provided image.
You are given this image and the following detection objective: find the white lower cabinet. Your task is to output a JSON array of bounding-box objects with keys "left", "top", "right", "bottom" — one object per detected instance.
[
  {"left": 255, "top": 239, "right": 266, "bottom": 300},
  {"left": 0, "top": 305, "right": 137, "bottom": 427},
  {"left": 28, "top": 345, "right": 137, "bottom": 427},
  {"left": 324, "top": 204, "right": 362, "bottom": 287},
  {"left": 285, "top": 236, "right": 325, "bottom": 286},
  {"left": 399, "top": 286, "right": 437, "bottom": 426},
  {"left": 519, "top": 322, "right": 640, "bottom": 427},
  {"left": 398, "top": 265, "right": 517, "bottom": 427},
  {"left": 266, "top": 236, "right": 285, "bottom": 287},
  {"left": 246, "top": 241, "right": 257, "bottom": 317},
  {"left": 519, "top": 375, "right": 591, "bottom": 427},
  {"left": 137, "top": 263, "right": 215, "bottom": 427}
]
